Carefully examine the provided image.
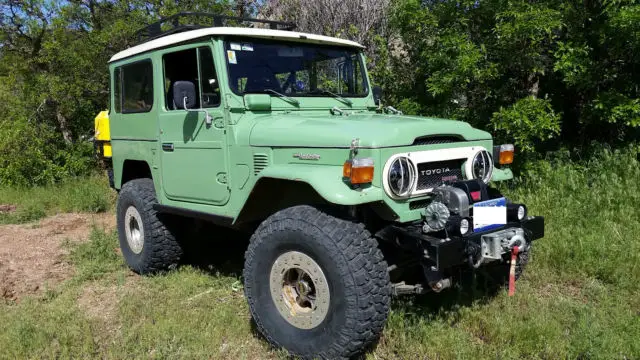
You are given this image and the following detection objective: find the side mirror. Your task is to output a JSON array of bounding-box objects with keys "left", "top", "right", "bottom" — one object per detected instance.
[
  {"left": 372, "top": 86, "right": 383, "bottom": 106},
  {"left": 173, "top": 81, "right": 197, "bottom": 110},
  {"left": 244, "top": 94, "right": 272, "bottom": 111}
]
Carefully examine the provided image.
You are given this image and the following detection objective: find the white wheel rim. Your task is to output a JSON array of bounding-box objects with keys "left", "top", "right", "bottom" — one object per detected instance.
[
  {"left": 124, "top": 206, "right": 144, "bottom": 254},
  {"left": 269, "top": 251, "right": 330, "bottom": 329}
]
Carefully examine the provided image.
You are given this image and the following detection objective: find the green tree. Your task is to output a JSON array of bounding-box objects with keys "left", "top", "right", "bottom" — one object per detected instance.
[
  {"left": 0, "top": 0, "right": 234, "bottom": 186},
  {"left": 386, "top": 0, "right": 640, "bottom": 153}
]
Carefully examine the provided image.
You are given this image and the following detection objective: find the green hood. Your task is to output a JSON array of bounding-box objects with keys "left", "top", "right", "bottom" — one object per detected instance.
[{"left": 249, "top": 113, "right": 491, "bottom": 148}]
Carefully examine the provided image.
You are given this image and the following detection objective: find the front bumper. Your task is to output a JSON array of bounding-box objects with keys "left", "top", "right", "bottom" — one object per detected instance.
[{"left": 392, "top": 216, "right": 544, "bottom": 271}]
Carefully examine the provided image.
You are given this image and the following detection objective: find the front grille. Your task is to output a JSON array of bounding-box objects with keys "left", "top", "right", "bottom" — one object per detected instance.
[
  {"left": 409, "top": 199, "right": 430, "bottom": 210},
  {"left": 412, "top": 136, "right": 463, "bottom": 146},
  {"left": 416, "top": 159, "right": 465, "bottom": 190}
]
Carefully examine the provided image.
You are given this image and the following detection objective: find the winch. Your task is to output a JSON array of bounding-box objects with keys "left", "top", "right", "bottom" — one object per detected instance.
[
  {"left": 421, "top": 183, "right": 472, "bottom": 236},
  {"left": 467, "top": 227, "right": 528, "bottom": 268}
]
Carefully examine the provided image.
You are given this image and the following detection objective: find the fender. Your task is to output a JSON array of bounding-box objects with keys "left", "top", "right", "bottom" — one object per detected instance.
[
  {"left": 256, "top": 164, "right": 384, "bottom": 205},
  {"left": 492, "top": 167, "right": 514, "bottom": 181}
]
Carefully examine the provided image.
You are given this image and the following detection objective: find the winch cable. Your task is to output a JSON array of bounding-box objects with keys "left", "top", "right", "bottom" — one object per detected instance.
[{"left": 508, "top": 245, "right": 520, "bottom": 296}]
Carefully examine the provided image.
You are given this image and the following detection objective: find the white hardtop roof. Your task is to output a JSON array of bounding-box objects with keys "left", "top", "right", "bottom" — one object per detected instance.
[{"left": 109, "top": 27, "right": 364, "bottom": 63}]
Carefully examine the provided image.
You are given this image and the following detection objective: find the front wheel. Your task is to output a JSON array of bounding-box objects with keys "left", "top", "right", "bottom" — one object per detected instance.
[{"left": 243, "top": 205, "right": 391, "bottom": 360}]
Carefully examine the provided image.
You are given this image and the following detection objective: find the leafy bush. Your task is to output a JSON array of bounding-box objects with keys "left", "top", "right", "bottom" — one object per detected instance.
[
  {"left": 490, "top": 97, "right": 561, "bottom": 153},
  {"left": 0, "top": 118, "right": 95, "bottom": 187}
]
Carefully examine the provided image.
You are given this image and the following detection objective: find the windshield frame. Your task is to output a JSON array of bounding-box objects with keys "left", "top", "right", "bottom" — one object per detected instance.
[{"left": 222, "top": 36, "right": 370, "bottom": 99}]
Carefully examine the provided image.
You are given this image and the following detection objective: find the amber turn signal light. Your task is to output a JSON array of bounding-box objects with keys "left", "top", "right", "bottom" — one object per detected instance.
[
  {"left": 343, "top": 158, "right": 374, "bottom": 184},
  {"left": 498, "top": 144, "right": 514, "bottom": 165}
]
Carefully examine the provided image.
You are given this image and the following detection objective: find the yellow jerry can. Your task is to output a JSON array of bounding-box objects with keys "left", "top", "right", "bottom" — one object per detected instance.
[{"left": 94, "top": 110, "right": 112, "bottom": 158}]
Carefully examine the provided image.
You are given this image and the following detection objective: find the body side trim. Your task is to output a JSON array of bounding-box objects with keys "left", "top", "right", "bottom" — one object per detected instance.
[{"left": 153, "top": 204, "right": 235, "bottom": 227}]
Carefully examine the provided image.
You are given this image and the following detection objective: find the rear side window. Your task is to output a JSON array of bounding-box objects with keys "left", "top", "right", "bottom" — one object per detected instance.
[
  {"left": 115, "top": 60, "right": 154, "bottom": 113},
  {"left": 113, "top": 67, "right": 122, "bottom": 113}
]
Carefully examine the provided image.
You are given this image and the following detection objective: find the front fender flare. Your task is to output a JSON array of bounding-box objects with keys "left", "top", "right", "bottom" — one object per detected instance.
[{"left": 257, "top": 164, "right": 384, "bottom": 205}]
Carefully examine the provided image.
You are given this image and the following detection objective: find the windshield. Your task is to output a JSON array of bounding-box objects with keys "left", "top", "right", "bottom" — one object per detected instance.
[{"left": 224, "top": 38, "right": 369, "bottom": 97}]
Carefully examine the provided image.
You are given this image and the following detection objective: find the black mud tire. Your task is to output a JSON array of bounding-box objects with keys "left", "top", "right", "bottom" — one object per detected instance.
[
  {"left": 243, "top": 205, "right": 391, "bottom": 360},
  {"left": 116, "top": 178, "right": 183, "bottom": 274}
]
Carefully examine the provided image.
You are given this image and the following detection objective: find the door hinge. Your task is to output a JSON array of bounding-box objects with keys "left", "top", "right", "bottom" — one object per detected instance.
[{"left": 216, "top": 173, "right": 227, "bottom": 184}]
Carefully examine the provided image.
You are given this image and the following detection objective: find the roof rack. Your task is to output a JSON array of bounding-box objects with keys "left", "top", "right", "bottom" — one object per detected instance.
[{"left": 135, "top": 12, "right": 297, "bottom": 45}]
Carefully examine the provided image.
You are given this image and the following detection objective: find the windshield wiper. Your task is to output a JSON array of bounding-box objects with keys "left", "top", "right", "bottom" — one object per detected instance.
[
  {"left": 263, "top": 89, "right": 299, "bottom": 106},
  {"left": 310, "top": 89, "right": 353, "bottom": 106}
]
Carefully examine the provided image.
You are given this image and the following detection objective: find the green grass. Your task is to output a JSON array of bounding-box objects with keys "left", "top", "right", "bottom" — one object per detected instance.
[
  {"left": 1, "top": 148, "right": 639, "bottom": 359},
  {"left": 0, "top": 175, "right": 114, "bottom": 224},
  {"left": 69, "top": 228, "right": 123, "bottom": 283},
  {"left": 1, "top": 228, "right": 276, "bottom": 359}
]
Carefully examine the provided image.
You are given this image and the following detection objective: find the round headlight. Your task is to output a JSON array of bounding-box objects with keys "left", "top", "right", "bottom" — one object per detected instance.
[
  {"left": 469, "top": 150, "right": 493, "bottom": 183},
  {"left": 388, "top": 157, "right": 416, "bottom": 197}
]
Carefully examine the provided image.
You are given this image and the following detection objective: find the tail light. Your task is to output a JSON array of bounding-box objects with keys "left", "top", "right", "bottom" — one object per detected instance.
[{"left": 343, "top": 157, "right": 374, "bottom": 184}]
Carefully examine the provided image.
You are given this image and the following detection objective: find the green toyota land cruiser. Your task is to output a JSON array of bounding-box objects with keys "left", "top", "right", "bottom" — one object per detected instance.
[{"left": 105, "top": 13, "right": 544, "bottom": 360}]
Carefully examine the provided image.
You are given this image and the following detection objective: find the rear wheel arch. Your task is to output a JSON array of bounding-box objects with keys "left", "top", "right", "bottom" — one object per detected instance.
[{"left": 119, "top": 159, "right": 153, "bottom": 188}]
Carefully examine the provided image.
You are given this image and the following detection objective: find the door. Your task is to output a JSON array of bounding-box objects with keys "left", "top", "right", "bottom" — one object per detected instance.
[{"left": 158, "top": 45, "right": 229, "bottom": 205}]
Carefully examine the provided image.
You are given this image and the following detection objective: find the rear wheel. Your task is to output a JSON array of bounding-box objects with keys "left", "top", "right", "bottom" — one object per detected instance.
[
  {"left": 116, "top": 178, "right": 183, "bottom": 274},
  {"left": 243, "top": 205, "right": 391, "bottom": 360}
]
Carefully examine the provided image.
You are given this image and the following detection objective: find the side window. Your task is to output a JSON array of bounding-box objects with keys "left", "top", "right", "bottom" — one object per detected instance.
[
  {"left": 198, "top": 47, "right": 221, "bottom": 108},
  {"left": 122, "top": 60, "right": 154, "bottom": 113},
  {"left": 163, "top": 48, "right": 198, "bottom": 110},
  {"left": 163, "top": 47, "right": 220, "bottom": 110},
  {"left": 113, "top": 67, "right": 122, "bottom": 113}
]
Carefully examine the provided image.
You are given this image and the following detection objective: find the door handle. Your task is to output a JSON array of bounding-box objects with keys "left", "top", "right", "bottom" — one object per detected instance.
[{"left": 162, "top": 143, "right": 174, "bottom": 152}]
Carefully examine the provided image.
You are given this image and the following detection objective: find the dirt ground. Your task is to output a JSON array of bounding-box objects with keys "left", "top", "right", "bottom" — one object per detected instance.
[{"left": 0, "top": 213, "right": 115, "bottom": 300}]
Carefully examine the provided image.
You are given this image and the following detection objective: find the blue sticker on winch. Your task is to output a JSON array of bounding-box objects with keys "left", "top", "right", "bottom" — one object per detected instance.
[{"left": 473, "top": 197, "right": 507, "bottom": 232}]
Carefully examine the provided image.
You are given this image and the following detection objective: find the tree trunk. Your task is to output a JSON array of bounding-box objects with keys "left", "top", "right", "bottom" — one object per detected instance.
[
  {"left": 45, "top": 99, "right": 73, "bottom": 143},
  {"left": 528, "top": 74, "right": 540, "bottom": 99},
  {"left": 56, "top": 110, "right": 73, "bottom": 144}
]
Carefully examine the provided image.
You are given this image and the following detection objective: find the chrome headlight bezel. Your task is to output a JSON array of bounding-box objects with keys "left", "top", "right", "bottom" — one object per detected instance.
[
  {"left": 386, "top": 156, "right": 416, "bottom": 198},
  {"left": 466, "top": 149, "right": 493, "bottom": 183},
  {"left": 383, "top": 146, "right": 494, "bottom": 199}
]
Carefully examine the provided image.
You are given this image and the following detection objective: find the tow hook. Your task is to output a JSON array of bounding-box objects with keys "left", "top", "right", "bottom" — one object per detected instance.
[
  {"left": 466, "top": 242, "right": 483, "bottom": 269},
  {"left": 423, "top": 265, "right": 452, "bottom": 293},
  {"left": 506, "top": 232, "right": 526, "bottom": 251},
  {"left": 430, "top": 278, "right": 452, "bottom": 292}
]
